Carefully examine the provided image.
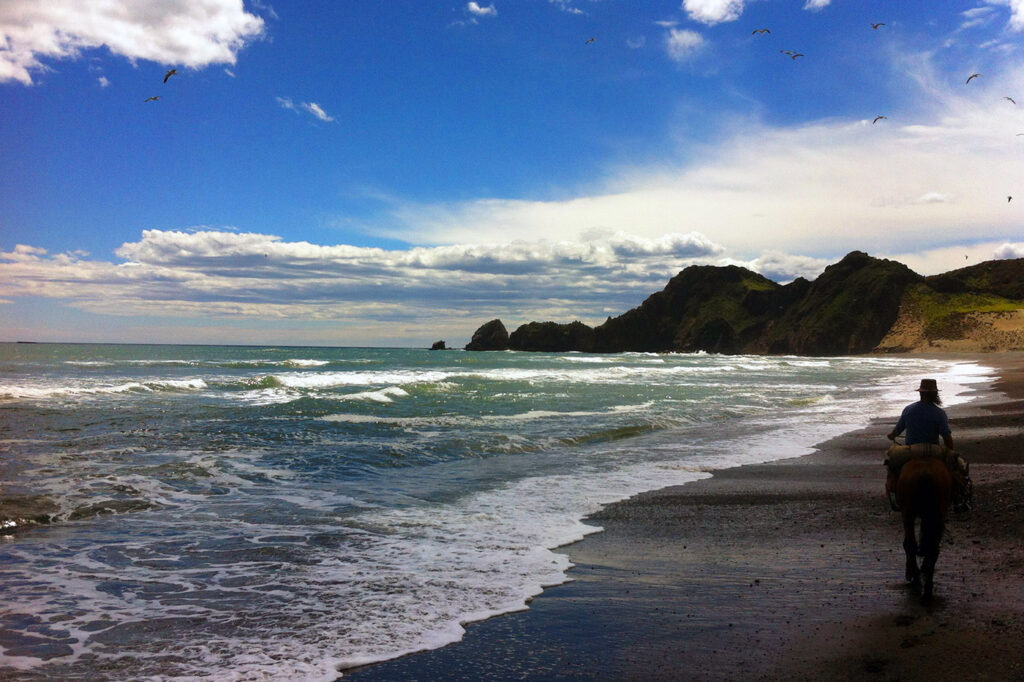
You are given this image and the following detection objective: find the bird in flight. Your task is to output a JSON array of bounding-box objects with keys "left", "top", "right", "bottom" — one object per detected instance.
[
  {"left": 780, "top": 49, "right": 795, "bottom": 55},
  {"left": 872, "top": 115, "right": 887, "bottom": 124},
  {"left": 164, "top": 69, "right": 178, "bottom": 83},
  {"left": 752, "top": 29, "right": 770, "bottom": 35},
  {"left": 144, "top": 96, "right": 160, "bottom": 102},
  {"left": 585, "top": 37, "right": 595, "bottom": 44},
  {"left": 966, "top": 73, "right": 981, "bottom": 84},
  {"left": 871, "top": 23, "right": 885, "bottom": 29},
  {"left": 1009, "top": 196, "right": 1013, "bottom": 203},
  {"left": 791, "top": 53, "right": 804, "bottom": 60},
  {"left": 1005, "top": 96, "right": 1017, "bottom": 105}
]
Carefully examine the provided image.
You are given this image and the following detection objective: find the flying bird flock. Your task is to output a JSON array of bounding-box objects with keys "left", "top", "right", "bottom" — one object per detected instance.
[
  {"left": 143, "top": 69, "right": 178, "bottom": 102},
  {"left": 137, "top": 16, "right": 1017, "bottom": 204},
  {"left": 749, "top": 20, "right": 1016, "bottom": 204}
]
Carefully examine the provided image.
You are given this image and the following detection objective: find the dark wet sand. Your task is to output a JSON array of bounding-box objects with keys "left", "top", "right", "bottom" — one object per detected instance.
[{"left": 346, "top": 353, "right": 1024, "bottom": 681}]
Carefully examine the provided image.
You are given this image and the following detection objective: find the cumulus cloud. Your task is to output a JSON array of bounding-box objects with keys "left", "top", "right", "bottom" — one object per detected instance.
[
  {"left": 0, "top": 229, "right": 727, "bottom": 329},
  {"left": 467, "top": 2, "right": 497, "bottom": 17},
  {"left": 735, "top": 251, "right": 832, "bottom": 283},
  {"left": 0, "top": 0, "right": 265, "bottom": 85},
  {"left": 993, "top": 242, "right": 1024, "bottom": 258},
  {"left": 97, "top": 75, "right": 110, "bottom": 88},
  {"left": 665, "top": 29, "right": 705, "bottom": 62},
  {"left": 682, "top": 0, "right": 744, "bottom": 26},
  {"left": 803, "top": 0, "right": 831, "bottom": 10}
]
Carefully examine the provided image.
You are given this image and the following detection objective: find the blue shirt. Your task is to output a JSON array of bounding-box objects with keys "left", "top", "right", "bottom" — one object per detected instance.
[{"left": 893, "top": 400, "right": 951, "bottom": 445}]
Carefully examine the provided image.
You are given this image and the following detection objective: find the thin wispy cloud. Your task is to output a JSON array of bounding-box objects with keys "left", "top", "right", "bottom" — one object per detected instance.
[
  {"left": 370, "top": 60, "right": 1024, "bottom": 275},
  {"left": 803, "top": 0, "right": 832, "bottom": 11},
  {"left": 0, "top": 0, "right": 265, "bottom": 85},
  {"left": 302, "top": 102, "right": 335, "bottom": 122},
  {"left": 984, "top": 0, "right": 1024, "bottom": 30},
  {"left": 277, "top": 97, "right": 335, "bottom": 122},
  {"left": 549, "top": 0, "right": 585, "bottom": 16}
]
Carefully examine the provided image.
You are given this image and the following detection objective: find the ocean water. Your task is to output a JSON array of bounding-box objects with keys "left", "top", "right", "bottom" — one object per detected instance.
[{"left": 0, "top": 343, "right": 991, "bottom": 680}]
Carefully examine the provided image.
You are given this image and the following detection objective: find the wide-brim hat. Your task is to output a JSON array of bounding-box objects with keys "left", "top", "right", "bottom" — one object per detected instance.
[{"left": 917, "top": 378, "right": 939, "bottom": 392}]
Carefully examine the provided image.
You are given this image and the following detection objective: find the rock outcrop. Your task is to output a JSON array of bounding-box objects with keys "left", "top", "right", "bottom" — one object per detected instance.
[
  {"left": 465, "top": 319, "right": 510, "bottom": 351},
  {"left": 464, "top": 253, "right": 1024, "bottom": 355},
  {"left": 509, "top": 321, "right": 596, "bottom": 352},
  {"left": 430, "top": 340, "right": 447, "bottom": 350}
]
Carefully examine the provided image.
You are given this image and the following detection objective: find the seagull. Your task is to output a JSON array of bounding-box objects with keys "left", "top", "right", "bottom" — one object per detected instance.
[
  {"left": 780, "top": 49, "right": 795, "bottom": 55},
  {"left": 144, "top": 96, "right": 160, "bottom": 102},
  {"left": 871, "top": 23, "right": 885, "bottom": 29},
  {"left": 1005, "top": 96, "right": 1017, "bottom": 105},
  {"left": 872, "top": 115, "right": 887, "bottom": 124},
  {"left": 164, "top": 68, "right": 178, "bottom": 83},
  {"left": 585, "top": 37, "right": 595, "bottom": 44},
  {"left": 752, "top": 28, "right": 770, "bottom": 35},
  {"left": 966, "top": 73, "right": 981, "bottom": 84},
  {"left": 791, "top": 53, "right": 804, "bottom": 59}
]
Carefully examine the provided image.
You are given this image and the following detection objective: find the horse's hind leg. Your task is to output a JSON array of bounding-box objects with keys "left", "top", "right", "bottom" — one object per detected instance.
[
  {"left": 902, "top": 513, "right": 921, "bottom": 589},
  {"left": 920, "top": 517, "right": 944, "bottom": 602}
]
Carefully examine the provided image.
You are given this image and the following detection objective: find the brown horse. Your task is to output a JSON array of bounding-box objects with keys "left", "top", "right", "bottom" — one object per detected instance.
[{"left": 896, "top": 457, "right": 952, "bottom": 601}]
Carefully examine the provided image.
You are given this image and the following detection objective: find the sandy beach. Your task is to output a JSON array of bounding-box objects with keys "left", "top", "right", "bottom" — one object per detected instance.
[{"left": 347, "top": 353, "right": 1024, "bottom": 681}]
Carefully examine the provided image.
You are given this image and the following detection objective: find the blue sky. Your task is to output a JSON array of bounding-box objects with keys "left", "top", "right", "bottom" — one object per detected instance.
[{"left": 2, "top": 0, "right": 1023, "bottom": 346}]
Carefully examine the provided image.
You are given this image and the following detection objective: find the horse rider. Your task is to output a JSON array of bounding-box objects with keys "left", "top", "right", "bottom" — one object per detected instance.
[{"left": 885, "top": 378, "right": 970, "bottom": 510}]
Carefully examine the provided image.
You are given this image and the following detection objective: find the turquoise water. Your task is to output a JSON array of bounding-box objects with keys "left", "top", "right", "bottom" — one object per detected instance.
[{"left": 0, "top": 343, "right": 990, "bottom": 679}]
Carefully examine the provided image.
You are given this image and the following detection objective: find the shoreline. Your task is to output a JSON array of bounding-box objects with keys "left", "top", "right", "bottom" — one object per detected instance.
[{"left": 346, "top": 352, "right": 1024, "bottom": 680}]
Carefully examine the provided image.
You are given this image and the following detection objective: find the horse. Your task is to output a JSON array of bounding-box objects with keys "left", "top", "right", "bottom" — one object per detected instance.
[{"left": 896, "top": 456, "right": 953, "bottom": 602}]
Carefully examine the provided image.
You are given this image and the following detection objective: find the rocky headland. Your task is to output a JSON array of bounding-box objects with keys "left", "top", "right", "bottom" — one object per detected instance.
[{"left": 465, "top": 251, "right": 1024, "bottom": 355}]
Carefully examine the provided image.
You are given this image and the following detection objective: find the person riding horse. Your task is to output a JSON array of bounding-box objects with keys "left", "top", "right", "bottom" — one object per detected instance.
[{"left": 885, "top": 378, "right": 971, "bottom": 511}]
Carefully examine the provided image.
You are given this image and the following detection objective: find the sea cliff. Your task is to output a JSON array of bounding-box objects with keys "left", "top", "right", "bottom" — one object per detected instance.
[{"left": 465, "top": 251, "right": 1024, "bottom": 355}]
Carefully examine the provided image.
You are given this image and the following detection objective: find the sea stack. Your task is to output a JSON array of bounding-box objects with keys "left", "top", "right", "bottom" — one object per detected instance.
[{"left": 465, "top": 319, "right": 510, "bottom": 351}]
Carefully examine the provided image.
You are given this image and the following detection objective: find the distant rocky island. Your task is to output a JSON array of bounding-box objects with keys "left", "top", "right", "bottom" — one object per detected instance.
[{"left": 464, "top": 251, "right": 1024, "bottom": 355}]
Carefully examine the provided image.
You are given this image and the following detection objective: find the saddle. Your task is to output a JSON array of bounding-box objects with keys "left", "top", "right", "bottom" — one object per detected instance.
[{"left": 884, "top": 443, "right": 972, "bottom": 512}]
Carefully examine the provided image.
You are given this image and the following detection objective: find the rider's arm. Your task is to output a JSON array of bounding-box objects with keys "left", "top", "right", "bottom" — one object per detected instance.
[
  {"left": 943, "top": 434, "right": 954, "bottom": 450},
  {"left": 887, "top": 415, "right": 906, "bottom": 441}
]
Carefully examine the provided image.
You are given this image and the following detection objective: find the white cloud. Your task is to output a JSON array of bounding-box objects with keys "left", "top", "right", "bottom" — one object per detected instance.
[
  {"left": 803, "top": 0, "right": 831, "bottom": 10},
  {"left": 370, "top": 62, "right": 1024, "bottom": 268},
  {"left": 736, "top": 251, "right": 832, "bottom": 282},
  {"left": 682, "top": 0, "right": 744, "bottom": 26},
  {"left": 665, "top": 29, "right": 705, "bottom": 62},
  {"left": 0, "top": 229, "right": 727, "bottom": 331},
  {"left": 278, "top": 97, "right": 335, "bottom": 122},
  {"left": 549, "top": 0, "right": 584, "bottom": 16},
  {"left": 626, "top": 36, "right": 646, "bottom": 49},
  {"left": 913, "top": 192, "right": 954, "bottom": 205},
  {"left": 984, "top": 0, "right": 1024, "bottom": 30},
  {"left": 467, "top": 2, "right": 497, "bottom": 17},
  {"left": 0, "top": 0, "right": 265, "bottom": 85},
  {"left": 97, "top": 75, "right": 110, "bottom": 88},
  {"left": 993, "top": 242, "right": 1024, "bottom": 258},
  {"left": 302, "top": 102, "right": 335, "bottom": 122}
]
